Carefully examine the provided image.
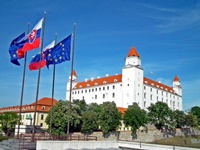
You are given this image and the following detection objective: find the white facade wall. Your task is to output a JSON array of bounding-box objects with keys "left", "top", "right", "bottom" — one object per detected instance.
[
  {"left": 143, "top": 84, "right": 182, "bottom": 111},
  {"left": 69, "top": 82, "right": 123, "bottom": 107}
]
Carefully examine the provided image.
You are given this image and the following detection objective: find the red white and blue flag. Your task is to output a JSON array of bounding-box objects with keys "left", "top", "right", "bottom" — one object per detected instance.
[
  {"left": 19, "top": 18, "right": 43, "bottom": 52},
  {"left": 29, "top": 40, "right": 55, "bottom": 71}
]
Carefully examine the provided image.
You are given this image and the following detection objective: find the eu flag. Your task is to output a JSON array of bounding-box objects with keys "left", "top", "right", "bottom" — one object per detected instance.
[
  {"left": 44, "top": 34, "right": 72, "bottom": 67},
  {"left": 9, "top": 32, "right": 26, "bottom": 66}
]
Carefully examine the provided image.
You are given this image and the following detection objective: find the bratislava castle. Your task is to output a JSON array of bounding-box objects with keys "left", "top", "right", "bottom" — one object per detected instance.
[{"left": 66, "top": 46, "right": 182, "bottom": 111}]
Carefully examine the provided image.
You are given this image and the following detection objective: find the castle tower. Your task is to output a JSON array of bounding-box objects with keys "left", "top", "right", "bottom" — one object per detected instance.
[
  {"left": 66, "top": 70, "right": 78, "bottom": 100},
  {"left": 173, "top": 76, "right": 182, "bottom": 96},
  {"left": 122, "top": 46, "right": 144, "bottom": 108}
]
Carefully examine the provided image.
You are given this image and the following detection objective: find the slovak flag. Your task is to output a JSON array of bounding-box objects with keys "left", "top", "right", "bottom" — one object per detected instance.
[
  {"left": 19, "top": 18, "right": 43, "bottom": 52},
  {"left": 28, "top": 40, "right": 55, "bottom": 71}
]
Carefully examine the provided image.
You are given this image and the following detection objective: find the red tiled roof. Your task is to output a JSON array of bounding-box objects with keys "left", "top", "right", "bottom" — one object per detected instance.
[
  {"left": 72, "top": 70, "right": 77, "bottom": 76},
  {"left": 173, "top": 76, "right": 180, "bottom": 82},
  {"left": 74, "top": 74, "right": 177, "bottom": 94},
  {"left": 144, "top": 77, "right": 176, "bottom": 94},
  {"left": 0, "top": 97, "right": 57, "bottom": 113},
  {"left": 118, "top": 107, "right": 127, "bottom": 114},
  {"left": 127, "top": 46, "right": 140, "bottom": 57},
  {"left": 74, "top": 74, "right": 122, "bottom": 89},
  {"left": 30, "top": 97, "right": 57, "bottom": 106}
]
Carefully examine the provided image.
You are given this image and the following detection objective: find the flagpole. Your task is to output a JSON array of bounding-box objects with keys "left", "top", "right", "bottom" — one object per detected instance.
[
  {"left": 67, "top": 23, "right": 76, "bottom": 135},
  {"left": 50, "top": 33, "right": 57, "bottom": 137},
  {"left": 32, "top": 12, "right": 46, "bottom": 141},
  {"left": 17, "top": 23, "right": 30, "bottom": 139}
]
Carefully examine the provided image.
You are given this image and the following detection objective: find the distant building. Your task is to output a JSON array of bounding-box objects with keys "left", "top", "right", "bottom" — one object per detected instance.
[
  {"left": 0, "top": 97, "right": 57, "bottom": 129},
  {"left": 66, "top": 46, "right": 182, "bottom": 111}
]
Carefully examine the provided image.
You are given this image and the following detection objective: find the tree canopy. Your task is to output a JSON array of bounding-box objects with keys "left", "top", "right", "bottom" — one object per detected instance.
[
  {"left": 98, "top": 101, "right": 122, "bottom": 134},
  {"left": 147, "top": 102, "right": 172, "bottom": 130},
  {"left": 0, "top": 112, "right": 18, "bottom": 136},
  {"left": 123, "top": 103, "right": 147, "bottom": 134},
  {"left": 45, "top": 100, "right": 82, "bottom": 135}
]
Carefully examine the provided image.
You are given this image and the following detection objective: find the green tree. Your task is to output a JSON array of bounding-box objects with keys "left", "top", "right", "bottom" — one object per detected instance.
[
  {"left": 81, "top": 111, "right": 99, "bottom": 134},
  {"left": 185, "top": 112, "right": 198, "bottom": 128},
  {"left": 191, "top": 106, "right": 200, "bottom": 125},
  {"left": 72, "top": 99, "right": 88, "bottom": 131},
  {"left": 0, "top": 112, "right": 18, "bottom": 136},
  {"left": 98, "top": 101, "right": 122, "bottom": 134},
  {"left": 123, "top": 103, "right": 147, "bottom": 134},
  {"left": 173, "top": 110, "right": 186, "bottom": 128},
  {"left": 147, "top": 102, "right": 171, "bottom": 130},
  {"left": 45, "top": 100, "right": 82, "bottom": 135},
  {"left": 73, "top": 99, "right": 88, "bottom": 113},
  {"left": 80, "top": 103, "right": 101, "bottom": 134}
]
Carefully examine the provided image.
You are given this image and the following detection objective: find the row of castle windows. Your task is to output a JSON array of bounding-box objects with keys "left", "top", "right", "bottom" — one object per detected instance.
[
  {"left": 144, "top": 86, "right": 177, "bottom": 99},
  {"left": 144, "top": 93, "right": 178, "bottom": 100},
  {"left": 81, "top": 93, "right": 116, "bottom": 100},
  {"left": 72, "top": 85, "right": 118, "bottom": 95}
]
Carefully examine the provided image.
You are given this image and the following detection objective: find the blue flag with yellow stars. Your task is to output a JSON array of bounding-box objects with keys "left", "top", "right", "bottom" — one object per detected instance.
[
  {"left": 9, "top": 32, "right": 26, "bottom": 66},
  {"left": 44, "top": 34, "right": 72, "bottom": 67}
]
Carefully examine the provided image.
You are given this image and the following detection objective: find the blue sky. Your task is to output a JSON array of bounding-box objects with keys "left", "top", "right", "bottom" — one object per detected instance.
[{"left": 0, "top": 0, "right": 199, "bottom": 111}]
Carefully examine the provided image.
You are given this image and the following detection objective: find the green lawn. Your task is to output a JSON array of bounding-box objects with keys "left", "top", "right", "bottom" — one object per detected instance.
[{"left": 150, "top": 135, "right": 200, "bottom": 148}]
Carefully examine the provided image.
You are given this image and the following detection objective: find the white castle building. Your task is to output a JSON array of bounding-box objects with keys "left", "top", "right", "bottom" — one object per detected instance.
[{"left": 66, "top": 46, "right": 182, "bottom": 111}]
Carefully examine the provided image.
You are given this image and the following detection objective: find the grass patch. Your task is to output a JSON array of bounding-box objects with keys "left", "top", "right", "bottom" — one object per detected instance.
[
  {"left": 150, "top": 135, "right": 200, "bottom": 148},
  {"left": 0, "top": 134, "right": 8, "bottom": 142}
]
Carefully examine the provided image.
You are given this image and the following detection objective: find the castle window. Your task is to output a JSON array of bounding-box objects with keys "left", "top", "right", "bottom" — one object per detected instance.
[
  {"left": 144, "top": 86, "right": 146, "bottom": 90},
  {"left": 89, "top": 89, "right": 91, "bottom": 92},
  {"left": 95, "top": 95, "right": 97, "bottom": 99},
  {"left": 40, "top": 123, "right": 43, "bottom": 127},
  {"left": 95, "top": 88, "right": 97, "bottom": 91},
  {"left": 85, "top": 89, "right": 87, "bottom": 93},
  {"left": 150, "top": 95, "right": 152, "bottom": 100},
  {"left": 78, "top": 91, "right": 79, "bottom": 94},
  {"left": 75, "top": 91, "right": 76, "bottom": 94},
  {"left": 99, "top": 87, "right": 101, "bottom": 91},
  {"left": 103, "top": 87, "right": 105, "bottom": 90},
  {"left": 103, "top": 81, "right": 107, "bottom": 84},
  {"left": 150, "top": 88, "right": 152, "bottom": 92},
  {"left": 112, "top": 93, "right": 115, "bottom": 98},
  {"left": 103, "top": 94, "right": 105, "bottom": 99},
  {"left": 114, "top": 79, "right": 117, "bottom": 82},
  {"left": 144, "top": 93, "right": 146, "bottom": 99},
  {"left": 107, "top": 86, "right": 109, "bottom": 90},
  {"left": 127, "top": 84, "right": 129, "bottom": 86},
  {"left": 113, "top": 85, "right": 115, "bottom": 89},
  {"left": 92, "top": 89, "right": 94, "bottom": 92},
  {"left": 162, "top": 91, "right": 163, "bottom": 96},
  {"left": 42, "top": 106, "right": 45, "bottom": 110},
  {"left": 144, "top": 101, "right": 146, "bottom": 107},
  {"left": 157, "top": 96, "right": 158, "bottom": 101},
  {"left": 157, "top": 90, "right": 158, "bottom": 94}
]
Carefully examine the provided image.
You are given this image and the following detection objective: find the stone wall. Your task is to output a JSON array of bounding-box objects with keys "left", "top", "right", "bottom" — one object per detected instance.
[{"left": 74, "top": 126, "right": 200, "bottom": 142}]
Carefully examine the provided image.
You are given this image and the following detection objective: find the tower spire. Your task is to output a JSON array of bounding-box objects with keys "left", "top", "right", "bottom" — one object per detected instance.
[{"left": 127, "top": 46, "right": 140, "bottom": 57}]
